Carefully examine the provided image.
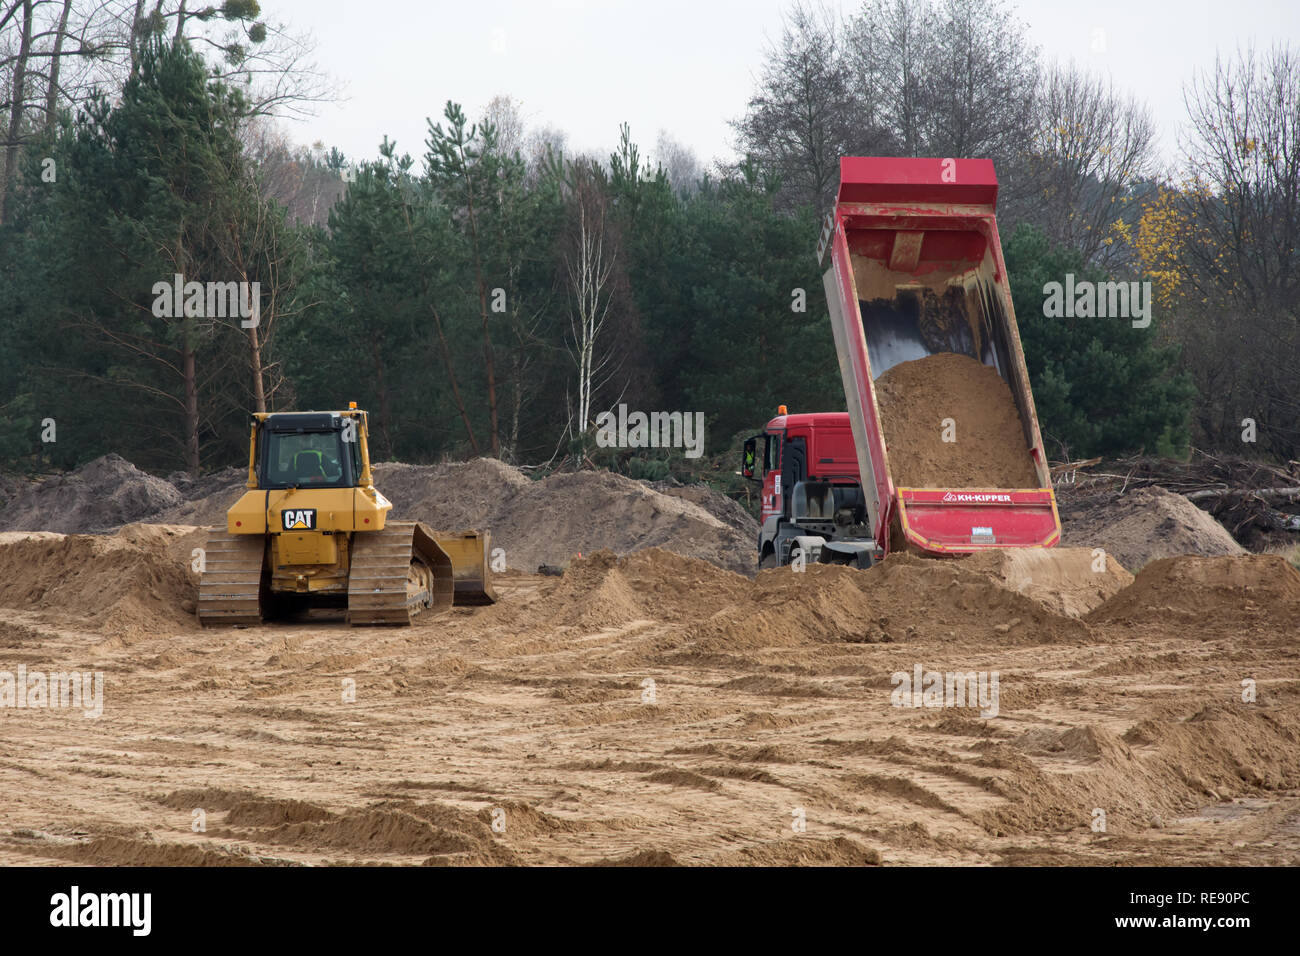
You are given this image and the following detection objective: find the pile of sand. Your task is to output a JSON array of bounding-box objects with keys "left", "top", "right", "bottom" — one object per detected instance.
[
  {"left": 377, "top": 460, "right": 756, "bottom": 574},
  {"left": 1, "top": 456, "right": 759, "bottom": 575},
  {"left": 956, "top": 548, "right": 1133, "bottom": 618},
  {"left": 546, "top": 547, "right": 1098, "bottom": 652},
  {"left": 0, "top": 525, "right": 200, "bottom": 636},
  {"left": 837, "top": 552, "right": 1093, "bottom": 644},
  {"left": 542, "top": 549, "right": 751, "bottom": 630},
  {"left": 874, "top": 352, "right": 1039, "bottom": 489},
  {"left": 991, "top": 704, "right": 1300, "bottom": 835},
  {"left": 1088, "top": 553, "right": 1300, "bottom": 627},
  {"left": 1061, "top": 486, "right": 1245, "bottom": 571},
  {"left": 0, "top": 454, "right": 182, "bottom": 533},
  {"left": 647, "top": 480, "right": 758, "bottom": 538}
]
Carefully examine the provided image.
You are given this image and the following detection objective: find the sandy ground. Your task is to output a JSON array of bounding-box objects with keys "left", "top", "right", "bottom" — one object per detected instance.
[{"left": 1, "top": 527, "right": 1298, "bottom": 866}]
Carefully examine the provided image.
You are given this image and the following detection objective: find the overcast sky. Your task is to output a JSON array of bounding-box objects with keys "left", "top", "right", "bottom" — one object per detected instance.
[{"left": 272, "top": 0, "right": 1300, "bottom": 173}]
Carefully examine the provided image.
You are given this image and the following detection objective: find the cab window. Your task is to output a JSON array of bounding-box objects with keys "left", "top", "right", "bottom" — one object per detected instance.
[
  {"left": 262, "top": 430, "right": 347, "bottom": 487},
  {"left": 764, "top": 433, "right": 780, "bottom": 474},
  {"left": 345, "top": 425, "right": 363, "bottom": 480}
]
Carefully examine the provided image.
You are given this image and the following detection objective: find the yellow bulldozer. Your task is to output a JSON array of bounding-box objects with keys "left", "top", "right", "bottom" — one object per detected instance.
[{"left": 197, "top": 404, "right": 495, "bottom": 626}]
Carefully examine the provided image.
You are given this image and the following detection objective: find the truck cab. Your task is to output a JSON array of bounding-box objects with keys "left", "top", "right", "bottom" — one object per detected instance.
[{"left": 743, "top": 408, "right": 878, "bottom": 570}]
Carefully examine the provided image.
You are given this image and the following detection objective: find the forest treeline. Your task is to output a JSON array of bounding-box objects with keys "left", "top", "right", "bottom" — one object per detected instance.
[{"left": 1, "top": 0, "right": 1297, "bottom": 476}]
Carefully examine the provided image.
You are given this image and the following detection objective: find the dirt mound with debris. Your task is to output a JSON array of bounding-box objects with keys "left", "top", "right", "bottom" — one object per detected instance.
[
  {"left": 1061, "top": 486, "right": 1245, "bottom": 571},
  {"left": 378, "top": 460, "right": 756, "bottom": 574},
  {"left": 154, "top": 467, "right": 246, "bottom": 527},
  {"left": 1088, "top": 554, "right": 1300, "bottom": 628},
  {"left": 956, "top": 548, "right": 1133, "bottom": 618},
  {"left": 0, "top": 526, "right": 198, "bottom": 636},
  {"left": 0, "top": 454, "right": 182, "bottom": 533},
  {"left": 874, "top": 352, "right": 1039, "bottom": 489},
  {"left": 1054, "top": 452, "right": 1300, "bottom": 551}
]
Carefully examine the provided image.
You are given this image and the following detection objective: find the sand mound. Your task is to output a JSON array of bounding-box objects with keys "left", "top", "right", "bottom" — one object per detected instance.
[
  {"left": 541, "top": 548, "right": 751, "bottom": 630},
  {"left": 875, "top": 353, "right": 1039, "bottom": 489},
  {"left": 990, "top": 704, "right": 1300, "bottom": 835},
  {"left": 589, "top": 849, "right": 682, "bottom": 866},
  {"left": 957, "top": 548, "right": 1133, "bottom": 618},
  {"left": 29, "top": 836, "right": 265, "bottom": 867},
  {"left": 0, "top": 454, "right": 182, "bottom": 533},
  {"left": 1061, "top": 486, "right": 1244, "bottom": 570},
  {"left": 854, "top": 555, "right": 1093, "bottom": 643},
  {"left": 537, "top": 546, "right": 1091, "bottom": 653},
  {"left": 713, "top": 836, "right": 881, "bottom": 866},
  {"left": 225, "top": 798, "right": 335, "bottom": 827},
  {"left": 3, "top": 454, "right": 759, "bottom": 574},
  {"left": 679, "top": 570, "right": 883, "bottom": 653},
  {"left": 153, "top": 458, "right": 758, "bottom": 574},
  {"left": 378, "top": 460, "right": 756, "bottom": 574},
  {"left": 259, "top": 802, "right": 522, "bottom": 865},
  {"left": 647, "top": 480, "right": 758, "bottom": 536},
  {"left": 0, "top": 526, "right": 197, "bottom": 635},
  {"left": 1088, "top": 553, "right": 1300, "bottom": 627},
  {"left": 588, "top": 549, "right": 1094, "bottom": 657}
]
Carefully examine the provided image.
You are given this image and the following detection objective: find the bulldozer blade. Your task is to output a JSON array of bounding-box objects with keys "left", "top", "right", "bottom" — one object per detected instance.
[{"left": 434, "top": 530, "right": 498, "bottom": 606}]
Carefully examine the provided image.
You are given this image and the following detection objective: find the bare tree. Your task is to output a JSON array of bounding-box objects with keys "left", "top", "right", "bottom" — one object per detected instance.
[
  {"left": 739, "top": 0, "right": 1040, "bottom": 211},
  {"left": 239, "top": 115, "right": 344, "bottom": 226},
  {"left": 564, "top": 161, "right": 620, "bottom": 439},
  {"left": 119, "top": 2, "right": 335, "bottom": 118},
  {"left": 41, "top": 0, "right": 70, "bottom": 131},
  {"left": 2, "top": 1, "right": 337, "bottom": 226},
  {"left": 920, "top": 0, "right": 1038, "bottom": 162},
  {"left": 1024, "top": 61, "right": 1158, "bottom": 264},
  {"left": 210, "top": 158, "right": 307, "bottom": 415},
  {"left": 846, "top": 0, "right": 927, "bottom": 156},
  {"left": 0, "top": 0, "right": 33, "bottom": 222},
  {"left": 844, "top": 0, "right": 1039, "bottom": 215},
  {"left": 654, "top": 129, "right": 701, "bottom": 195},
  {"left": 524, "top": 122, "right": 565, "bottom": 181},
  {"left": 733, "top": 1, "right": 870, "bottom": 211},
  {"left": 1176, "top": 44, "right": 1300, "bottom": 455},
  {"left": 483, "top": 93, "right": 525, "bottom": 157},
  {"left": 1181, "top": 45, "right": 1300, "bottom": 314}
]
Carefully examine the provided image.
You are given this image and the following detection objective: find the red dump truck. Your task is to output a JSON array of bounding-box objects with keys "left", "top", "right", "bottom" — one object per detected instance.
[{"left": 743, "top": 157, "right": 1060, "bottom": 568}]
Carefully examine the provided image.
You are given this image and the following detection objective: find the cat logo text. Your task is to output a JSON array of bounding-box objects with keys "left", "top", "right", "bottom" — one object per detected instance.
[{"left": 282, "top": 508, "right": 317, "bottom": 531}]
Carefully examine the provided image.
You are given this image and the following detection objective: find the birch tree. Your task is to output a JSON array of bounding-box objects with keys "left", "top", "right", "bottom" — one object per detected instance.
[{"left": 564, "top": 163, "right": 618, "bottom": 438}]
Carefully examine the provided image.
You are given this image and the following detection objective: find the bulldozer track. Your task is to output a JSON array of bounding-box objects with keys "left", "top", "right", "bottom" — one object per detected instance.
[
  {"left": 197, "top": 530, "right": 267, "bottom": 626},
  {"left": 347, "top": 520, "right": 453, "bottom": 626}
]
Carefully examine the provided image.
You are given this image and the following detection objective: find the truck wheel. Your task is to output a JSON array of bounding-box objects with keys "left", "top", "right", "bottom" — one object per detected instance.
[{"left": 758, "top": 551, "right": 777, "bottom": 571}]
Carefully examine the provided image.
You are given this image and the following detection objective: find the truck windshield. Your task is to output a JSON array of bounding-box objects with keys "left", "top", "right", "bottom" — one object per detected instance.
[{"left": 262, "top": 430, "right": 348, "bottom": 487}]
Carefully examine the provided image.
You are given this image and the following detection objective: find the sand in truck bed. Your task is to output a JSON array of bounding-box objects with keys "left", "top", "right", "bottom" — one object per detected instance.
[{"left": 875, "top": 352, "right": 1040, "bottom": 489}]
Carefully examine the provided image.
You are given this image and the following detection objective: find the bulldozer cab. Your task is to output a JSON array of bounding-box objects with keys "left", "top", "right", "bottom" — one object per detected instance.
[{"left": 257, "top": 413, "right": 362, "bottom": 489}]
